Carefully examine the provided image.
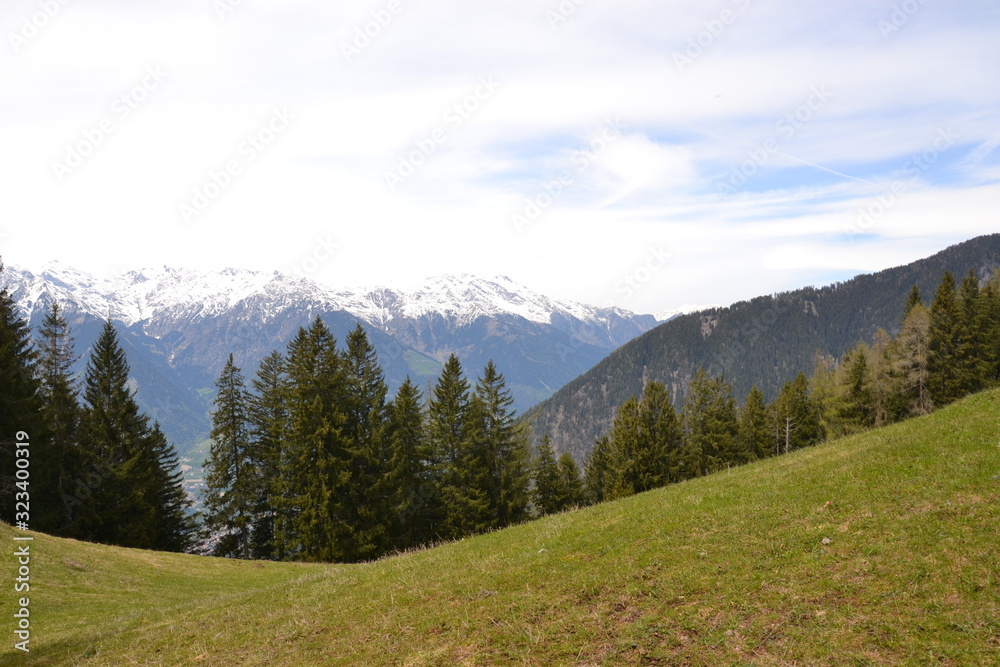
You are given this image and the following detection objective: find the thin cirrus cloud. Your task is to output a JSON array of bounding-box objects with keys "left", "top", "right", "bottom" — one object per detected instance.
[{"left": 0, "top": 0, "right": 997, "bottom": 314}]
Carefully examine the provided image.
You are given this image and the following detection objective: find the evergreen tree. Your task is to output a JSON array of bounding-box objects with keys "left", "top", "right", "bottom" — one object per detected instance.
[
  {"left": 146, "top": 421, "right": 195, "bottom": 552},
  {"left": 280, "top": 318, "right": 351, "bottom": 562},
  {"left": 343, "top": 324, "right": 391, "bottom": 561},
  {"left": 0, "top": 260, "right": 42, "bottom": 524},
  {"left": 531, "top": 435, "right": 563, "bottom": 516},
  {"left": 204, "top": 354, "right": 256, "bottom": 559},
  {"left": 738, "top": 386, "right": 770, "bottom": 460},
  {"left": 557, "top": 452, "right": 585, "bottom": 509},
  {"left": 247, "top": 350, "right": 288, "bottom": 560},
  {"left": 681, "top": 370, "right": 741, "bottom": 476},
  {"left": 472, "top": 360, "right": 530, "bottom": 529},
  {"left": 583, "top": 435, "right": 612, "bottom": 505},
  {"left": 958, "top": 270, "right": 990, "bottom": 393},
  {"left": 35, "top": 302, "right": 83, "bottom": 533},
  {"left": 770, "top": 373, "right": 823, "bottom": 455},
  {"left": 78, "top": 321, "right": 190, "bottom": 551},
  {"left": 903, "top": 284, "right": 923, "bottom": 318},
  {"left": 427, "top": 354, "right": 487, "bottom": 540},
  {"left": 839, "top": 345, "right": 875, "bottom": 430},
  {"left": 928, "top": 271, "right": 967, "bottom": 406},
  {"left": 984, "top": 273, "right": 1000, "bottom": 383},
  {"left": 385, "top": 378, "right": 432, "bottom": 551},
  {"left": 603, "top": 380, "right": 682, "bottom": 498}
]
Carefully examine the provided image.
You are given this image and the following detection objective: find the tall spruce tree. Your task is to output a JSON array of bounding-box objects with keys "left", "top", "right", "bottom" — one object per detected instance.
[
  {"left": 472, "top": 360, "right": 529, "bottom": 529},
  {"left": 204, "top": 354, "right": 256, "bottom": 559},
  {"left": 35, "top": 302, "right": 83, "bottom": 533},
  {"left": 738, "top": 386, "right": 771, "bottom": 460},
  {"left": 770, "top": 373, "right": 823, "bottom": 455},
  {"left": 78, "top": 321, "right": 190, "bottom": 550},
  {"left": 531, "top": 435, "right": 563, "bottom": 516},
  {"left": 958, "top": 270, "right": 990, "bottom": 393},
  {"left": 247, "top": 350, "right": 288, "bottom": 560},
  {"left": 385, "top": 377, "right": 432, "bottom": 551},
  {"left": 681, "top": 370, "right": 741, "bottom": 476},
  {"left": 280, "top": 318, "right": 352, "bottom": 562},
  {"left": 428, "top": 354, "right": 489, "bottom": 540},
  {"left": 839, "top": 345, "right": 875, "bottom": 431},
  {"left": 584, "top": 435, "right": 612, "bottom": 505},
  {"left": 343, "top": 324, "right": 391, "bottom": 561},
  {"left": 0, "top": 260, "right": 41, "bottom": 525},
  {"left": 146, "top": 421, "right": 195, "bottom": 552},
  {"left": 903, "top": 284, "right": 923, "bottom": 318},
  {"left": 928, "top": 271, "right": 966, "bottom": 406},
  {"left": 557, "top": 452, "right": 585, "bottom": 509}
]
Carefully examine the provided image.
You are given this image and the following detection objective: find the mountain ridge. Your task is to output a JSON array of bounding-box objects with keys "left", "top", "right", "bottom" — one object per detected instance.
[
  {"left": 0, "top": 264, "right": 662, "bottom": 453},
  {"left": 525, "top": 234, "right": 1000, "bottom": 460}
]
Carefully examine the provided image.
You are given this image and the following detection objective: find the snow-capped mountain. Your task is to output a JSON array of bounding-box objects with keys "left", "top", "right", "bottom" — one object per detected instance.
[
  {"left": 2, "top": 263, "right": 659, "bottom": 454},
  {"left": 10, "top": 263, "right": 648, "bottom": 336}
]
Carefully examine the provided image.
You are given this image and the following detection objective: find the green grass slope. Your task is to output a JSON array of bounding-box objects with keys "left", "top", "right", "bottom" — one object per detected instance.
[{"left": 5, "top": 390, "right": 1000, "bottom": 665}]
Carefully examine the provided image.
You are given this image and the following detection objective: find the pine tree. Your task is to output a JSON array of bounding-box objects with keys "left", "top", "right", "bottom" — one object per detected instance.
[
  {"left": 35, "top": 302, "right": 83, "bottom": 533},
  {"left": 984, "top": 273, "right": 1000, "bottom": 383},
  {"left": 247, "top": 350, "right": 288, "bottom": 560},
  {"left": 146, "top": 421, "right": 195, "bottom": 552},
  {"left": 681, "top": 370, "right": 741, "bottom": 476},
  {"left": 472, "top": 360, "right": 530, "bottom": 529},
  {"left": 531, "top": 435, "right": 563, "bottom": 516},
  {"left": 427, "top": 354, "right": 486, "bottom": 540},
  {"left": 584, "top": 435, "right": 612, "bottom": 505},
  {"left": 343, "top": 324, "right": 391, "bottom": 561},
  {"left": 0, "top": 260, "right": 41, "bottom": 525},
  {"left": 280, "top": 318, "right": 352, "bottom": 562},
  {"left": 557, "top": 452, "right": 584, "bottom": 509},
  {"left": 928, "top": 271, "right": 966, "bottom": 406},
  {"left": 385, "top": 377, "right": 432, "bottom": 551},
  {"left": 78, "top": 321, "right": 190, "bottom": 551},
  {"left": 738, "top": 386, "right": 770, "bottom": 460},
  {"left": 770, "top": 373, "right": 823, "bottom": 455},
  {"left": 958, "top": 270, "right": 990, "bottom": 393},
  {"left": 605, "top": 396, "right": 642, "bottom": 499},
  {"left": 204, "top": 354, "right": 256, "bottom": 559},
  {"left": 903, "top": 284, "right": 923, "bottom": 318},
  {"left": 839, "top": 345, "right": 875, "bottom": 430}
]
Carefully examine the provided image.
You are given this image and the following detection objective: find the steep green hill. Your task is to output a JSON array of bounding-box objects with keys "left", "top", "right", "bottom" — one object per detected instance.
[
  {"left": 526, "top": 234, "right": 1000, "bottom": 459},
  {"left": 4, "top": 389, "right": 999, "bottom": 665}
]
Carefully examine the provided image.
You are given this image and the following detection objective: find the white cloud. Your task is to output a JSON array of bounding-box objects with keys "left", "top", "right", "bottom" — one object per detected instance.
[{"left": 1, "top": 0, "right": 998, "bottom": 314}]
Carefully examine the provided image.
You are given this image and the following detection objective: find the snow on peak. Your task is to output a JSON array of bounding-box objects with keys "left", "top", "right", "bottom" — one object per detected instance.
[{"left": 2, "top": 263, "right": 650, "bottom": 330}]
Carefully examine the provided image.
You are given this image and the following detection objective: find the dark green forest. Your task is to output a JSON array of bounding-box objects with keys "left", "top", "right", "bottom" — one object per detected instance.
[{"left": 526, "top": 234, "right": 1000, "bottom": 460}]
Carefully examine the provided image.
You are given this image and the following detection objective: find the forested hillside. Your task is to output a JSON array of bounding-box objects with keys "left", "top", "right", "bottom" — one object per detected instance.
[{"left": 527, "top": 234, "right": 1000, "bottom": 458}]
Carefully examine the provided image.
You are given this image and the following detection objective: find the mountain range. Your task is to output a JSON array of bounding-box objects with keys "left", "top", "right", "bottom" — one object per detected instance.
[
  {"left": 524, "top": 234, "right": 1000, "bottom": 460},
  {"left": 1, "top": 264, "right": 675, "bottom": 454}
]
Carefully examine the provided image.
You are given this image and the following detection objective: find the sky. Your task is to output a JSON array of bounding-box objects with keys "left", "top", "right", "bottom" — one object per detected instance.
[{"left": 2, "top": 0, "right": 999, "bottom": 315}]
